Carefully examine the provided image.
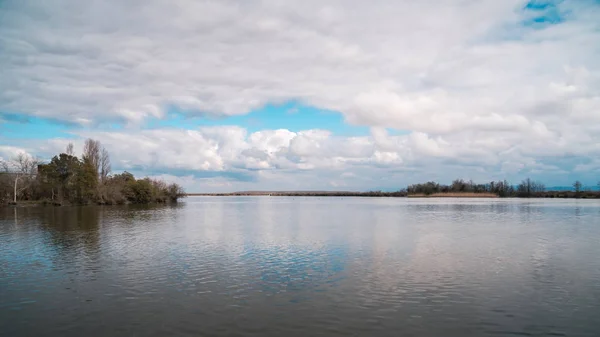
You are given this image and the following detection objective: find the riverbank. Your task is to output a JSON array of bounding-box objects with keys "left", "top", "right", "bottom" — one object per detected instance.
[
  {"left": 1, "top": 199, "right": 182, "bottom": 208},
  {"left": 2, "top": 200, "right": 49, "bottom": 207}
]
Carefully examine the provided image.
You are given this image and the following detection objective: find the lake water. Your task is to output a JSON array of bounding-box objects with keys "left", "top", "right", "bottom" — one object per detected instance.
[{"left": 1, "top": 197, "right": 600, "bottom": 336}]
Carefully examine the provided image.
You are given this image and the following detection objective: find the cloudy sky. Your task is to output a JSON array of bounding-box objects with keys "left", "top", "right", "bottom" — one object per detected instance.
[{"left": 1, "top": 0, "right": 599, "bottom": 192}]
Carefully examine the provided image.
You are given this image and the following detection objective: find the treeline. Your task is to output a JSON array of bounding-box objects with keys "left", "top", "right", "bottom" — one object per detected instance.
[
  {"left": 1, "top": 139, "right": 185, "bottom": 205},
  {"left": 408, "top": 178, "right": 545, "bottom": 197},
  {"left": 407, "top": 178, "right": 600, "bottom": 198}
]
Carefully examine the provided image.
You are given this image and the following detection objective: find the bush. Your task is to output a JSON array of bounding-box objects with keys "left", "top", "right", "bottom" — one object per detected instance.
[{"left": 128, "top": 179, "right": 154, "bottom": 204}]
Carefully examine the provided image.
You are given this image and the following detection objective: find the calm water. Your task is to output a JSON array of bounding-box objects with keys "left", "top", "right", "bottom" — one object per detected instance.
[{"left": 1, "top": 197, "right": 600, "bottom": 337}]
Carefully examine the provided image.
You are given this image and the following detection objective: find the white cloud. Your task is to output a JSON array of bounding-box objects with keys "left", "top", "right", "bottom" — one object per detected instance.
[
  {"left": 0, "top": 146, "right": 30, "bottom": 163},
  {"left": 1, "top": 0, "right": 598, "bottom": 127},
  {"left": 13, "top": 121, "right": 581, "bottom": 191},
  {"left": 1, "top": 0, "right": 600, "bottom": 189}
]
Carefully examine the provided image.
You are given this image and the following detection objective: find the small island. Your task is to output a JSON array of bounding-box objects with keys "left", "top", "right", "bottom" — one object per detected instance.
[{"left": 1, "top": 139, "right": 185, "bottom": 206}]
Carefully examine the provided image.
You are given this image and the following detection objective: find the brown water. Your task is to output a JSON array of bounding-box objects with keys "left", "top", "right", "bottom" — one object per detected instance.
[{"left": 1, "top": 197, "right": 600, "bottom": 336}]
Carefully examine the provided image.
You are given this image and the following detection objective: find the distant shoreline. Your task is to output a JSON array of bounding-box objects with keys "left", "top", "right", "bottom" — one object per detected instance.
[
  {"left": 186, "top": 191, "right": 599, "bottom": 199},
  {"left": 186, "top": 191, "right": 407, "bottom": 197},
  {"left": 4, "top": 191, "right": 599, "bottom": 207},
  {"left": 187, "top": 191, "right": 495, "bottom": 198}
]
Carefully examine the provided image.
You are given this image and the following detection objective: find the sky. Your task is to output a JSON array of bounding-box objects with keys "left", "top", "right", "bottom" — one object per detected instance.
[{"left": 1, "top": 0, "right": 599, "bottom": 192}]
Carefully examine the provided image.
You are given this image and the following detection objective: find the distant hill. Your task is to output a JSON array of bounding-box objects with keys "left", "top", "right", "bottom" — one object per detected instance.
[{"left": 546, "top": 186, "right": 600, "bottom": 192}]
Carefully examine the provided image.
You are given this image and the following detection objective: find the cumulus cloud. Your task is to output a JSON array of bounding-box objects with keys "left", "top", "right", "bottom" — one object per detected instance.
[
  {"left": 1, "top": 1, "right": 598, "bottom": 126},
  {"left": 0, "top": 146, "right": 30, "bottom": 163},
  {"left": 1, "top": 0, "right": 599, "bottom": 190},
  {"left": 3, "top": 120, "right": 581, "bottom": 190}
]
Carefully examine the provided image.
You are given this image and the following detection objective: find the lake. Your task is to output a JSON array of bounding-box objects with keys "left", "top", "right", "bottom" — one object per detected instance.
[{"left": 1, "top": 197, "right": 600, "bottom": 336}]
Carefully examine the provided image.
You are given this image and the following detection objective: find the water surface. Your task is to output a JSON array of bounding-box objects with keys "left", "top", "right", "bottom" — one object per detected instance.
[{"left": 2, "top": 197, "right": 600, "bottom": 336}]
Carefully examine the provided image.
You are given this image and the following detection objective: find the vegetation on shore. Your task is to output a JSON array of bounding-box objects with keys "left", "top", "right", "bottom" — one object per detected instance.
[
  {"left": 407, "top": 178, "right": 600, "bottom": 198},
  {"left": 408, "top": 179, "right": 538, "bottom": 198},
  {"left": 191, "top": 178, "right": 600, "bottom": 199},
  {"left": 1, "top": 139, "right": 185, "bottom": 206}
]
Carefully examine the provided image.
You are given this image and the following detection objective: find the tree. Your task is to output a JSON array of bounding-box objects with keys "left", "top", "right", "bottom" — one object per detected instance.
[
  {"left": 407, "top": 181, "right": 440, "bottom": 195},
  {"left": 102, "top": 171, "right": 134, "bottom": 204},
  {"left": 3, "top": 142, "right": 185, "bottom": 205},
  {"left": 574, "top": 180, "right": 583, "bottom": 197},
  {"left": 96, "top": 147, "right": 112, "bottom": 203},
  {"left": 451, "top": 179, "right": 466, "bottom": 192},
  {"left": 39, "top": 153, "right": 81, "bottom": 201},
  {"left": 167, "top": 183, "right": 186, "bottom": 202},
  {"left": 83, "top": 139, "right": 101, "bottom": 175},
  {"left": 1, "top": 153, "right": 40, "bottom": 203},
  {"left": 76, "top": 157, "right": 98, "bottom": 204},
  {"left": 497, "top": 179, "right": 512, "bottom": 197},
  {"left": 83, "top": 138, "right": 113, "bottom": 201},
  {"left": 66, "top": 143, "right": 74, "bottom": 156},
  {"left": 517, "top": 178, "right": 544, "bottom": 198},
  {"left": 100, "top": 148, "right": 111, "bottom": 183},
  {"left": 129, "top": 179, "right": 154, "bottom": 203}
]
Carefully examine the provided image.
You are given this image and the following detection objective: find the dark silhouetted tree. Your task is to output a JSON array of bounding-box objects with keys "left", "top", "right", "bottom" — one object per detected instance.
[{"left": 573, "top": 180, "right": 582, "bottom": 198}]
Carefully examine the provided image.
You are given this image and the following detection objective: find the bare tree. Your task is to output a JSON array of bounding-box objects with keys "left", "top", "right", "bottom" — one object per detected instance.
[
  {"left": 66, "top": 143, "right": 74, "bottom": 156},
  {"left": 2, "top": 153, "right": 41, "bottom": 203},
  {"left": 83, "top": 139, "right": 112, "bottom": 202},
  {"left": 517, "top": 178, "right": 545, "bottom": 197},
  {"left": 83, "top": 139, "right": 101, "bottom": 174},
  {"left": 100, "top": 148, "right": 111, "bottom": 183},
  {"left": 574, "top": 180, "right": 582, "bottom": 194}
]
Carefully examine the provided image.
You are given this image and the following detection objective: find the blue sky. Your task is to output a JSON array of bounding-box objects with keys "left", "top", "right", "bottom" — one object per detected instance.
[
  {"left": 1, "top": 102, "right": 376, "bottom": 144},
  {"left": 148, "top": 102, "right": 373, "bottom": 136},
  {"left": 1, "top": 0, "right": 599, "bottom": 192},
  {"left": 523, "top": 0, "right": 568, "bottom": 27},
  {"left": 0, "top": 113, "right": 76, "bottom": 140}
]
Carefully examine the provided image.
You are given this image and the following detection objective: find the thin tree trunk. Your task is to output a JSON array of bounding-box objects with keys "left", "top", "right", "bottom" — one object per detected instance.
[{"left": 13, "top": 175, "right": 19, "bottom": 203}]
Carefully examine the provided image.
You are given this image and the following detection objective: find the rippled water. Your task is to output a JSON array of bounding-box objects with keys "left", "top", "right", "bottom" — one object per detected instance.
[{"left": 1, "top": 197, "right": 600, "bottom": 336}]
